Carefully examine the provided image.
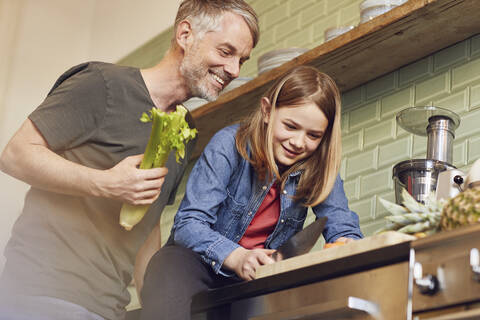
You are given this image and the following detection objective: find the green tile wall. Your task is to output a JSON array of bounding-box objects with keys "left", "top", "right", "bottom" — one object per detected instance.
[
  {"left": 344, "top": 36, "right": 480, "bottom": 235},
  {"left": 117, "top": 1, "right": 480, "bottom": 242}
]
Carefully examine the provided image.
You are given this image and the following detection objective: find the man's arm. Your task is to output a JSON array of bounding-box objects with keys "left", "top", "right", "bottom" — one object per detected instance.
[{"left": 0, "top": 119, "right": 167, "bottom": 205}]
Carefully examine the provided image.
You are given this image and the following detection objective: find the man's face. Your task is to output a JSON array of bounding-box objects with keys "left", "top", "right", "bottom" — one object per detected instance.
[{"left": 180, "top": 12, "right": 254, "bottom": 101}]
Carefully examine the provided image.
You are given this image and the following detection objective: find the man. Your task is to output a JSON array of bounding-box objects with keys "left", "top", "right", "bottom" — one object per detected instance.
[{"left": 0, "top": 1, "right": 258, "bottom": 319}]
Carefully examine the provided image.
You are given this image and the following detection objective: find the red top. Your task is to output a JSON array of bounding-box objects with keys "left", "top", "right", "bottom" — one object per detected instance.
[{"left": 238, "top": 183, "right": 280, "bottom": 249}]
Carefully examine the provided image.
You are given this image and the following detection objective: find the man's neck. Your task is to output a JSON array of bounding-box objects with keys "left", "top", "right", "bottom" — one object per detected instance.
[{"left": 140, "top": 49, "right": 191, "bottom": 113}]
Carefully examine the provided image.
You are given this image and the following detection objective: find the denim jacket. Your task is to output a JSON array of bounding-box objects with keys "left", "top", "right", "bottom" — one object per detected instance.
[{"left": 172, "top": 125, "right": 363, "bottom": 274}]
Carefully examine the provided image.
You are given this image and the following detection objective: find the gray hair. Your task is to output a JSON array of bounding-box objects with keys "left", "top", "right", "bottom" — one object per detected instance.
[{"left": 172, "top": 0, "right": 259, "bottom": 48}]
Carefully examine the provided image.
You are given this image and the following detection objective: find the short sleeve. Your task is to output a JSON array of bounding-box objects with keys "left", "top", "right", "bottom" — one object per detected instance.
[{"left": 28, "top": 62, "right": 108, "bottom": 152}]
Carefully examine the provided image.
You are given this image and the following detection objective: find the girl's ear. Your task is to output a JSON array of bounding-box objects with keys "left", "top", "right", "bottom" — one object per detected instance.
[
  {"left": 176, "top": 20, "right": 193, "bottom": 50},
  {"left": 261, "top": 97, "right": 272, "bottom": 124}
]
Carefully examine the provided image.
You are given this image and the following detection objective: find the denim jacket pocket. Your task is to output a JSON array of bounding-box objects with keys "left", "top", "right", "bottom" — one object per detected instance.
[
  {"left": 285, "top": 217, "right": 305, "bottom": 233},
  {"left": 216, "top": 190, "right": 248, "bottom": 238}
]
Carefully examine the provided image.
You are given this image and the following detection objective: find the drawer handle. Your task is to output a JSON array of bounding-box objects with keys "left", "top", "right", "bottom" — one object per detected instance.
[
  {"left": 414, "top": 262, "right": 439, "bottom": 295},
  {"left": 470, "top": 248, "right": 480, "bottom": 282},
  {"left": 248, "top": 297, "right": 380, "bottom": 320}
]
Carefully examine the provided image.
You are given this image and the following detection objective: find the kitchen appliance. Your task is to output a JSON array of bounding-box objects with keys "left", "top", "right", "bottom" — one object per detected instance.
[{"left": 393, "top": 106, "right": 460, "bottom": 204}]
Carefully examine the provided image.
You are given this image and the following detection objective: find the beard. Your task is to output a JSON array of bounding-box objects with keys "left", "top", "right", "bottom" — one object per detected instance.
[{"left": 180, "top": 53, "right": 218, "bottom": 102}]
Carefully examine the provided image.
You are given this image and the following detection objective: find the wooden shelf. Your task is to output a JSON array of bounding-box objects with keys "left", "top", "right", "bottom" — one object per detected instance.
[{"left": 190, "top": 0, "right": 480, "bottom": 157}]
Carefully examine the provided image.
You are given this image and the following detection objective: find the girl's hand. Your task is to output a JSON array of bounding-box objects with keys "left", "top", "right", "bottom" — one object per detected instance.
[{"left": 223, "top": 247, "right": 276, "bottom": 281}]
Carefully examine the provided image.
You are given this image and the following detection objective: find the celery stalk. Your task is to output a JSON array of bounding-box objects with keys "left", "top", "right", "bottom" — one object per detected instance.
[{"left": 119, "top": 105, "right": 197, "bottom": 230}]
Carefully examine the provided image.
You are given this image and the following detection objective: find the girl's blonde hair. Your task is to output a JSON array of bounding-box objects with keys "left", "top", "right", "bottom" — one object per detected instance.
[{"left": 236, "top": 66, "right": 342, "bottom": 206}]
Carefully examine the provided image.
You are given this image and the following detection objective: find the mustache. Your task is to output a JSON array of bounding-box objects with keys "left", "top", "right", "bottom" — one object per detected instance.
[{"left": 211, "top": 68, "right": 234, "bottom": 83}]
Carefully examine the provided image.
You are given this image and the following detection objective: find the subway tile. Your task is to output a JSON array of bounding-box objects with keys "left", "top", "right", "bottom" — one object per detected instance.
[
  {"left": 342, "top": 86, "right": 363, "bottom": 110},
  {"left": 300, "top": 1, "right": 327, "bottom": 27},
  {"left": 343, "top": 130, "right": 363, "bottom": 155},
  {"left": 282, "top": 26, "right": 313, "bottom": 48},
  {"left": 364, "top": 119, "right": 395, "bottom": 148},
  {"left": 413, "top": 134, "right": 427, "bottom": 157},
  {"left": 264, "top": 4, "right": 290, "bottom": 29},
  {"left": 256, "top": 28, "right": 276, "bottom": 52},
  {"left": 374, "top": 192, "right": 396, "bottom": 219},
  {"left": 340, "top": 158, "right": 347, "bottom": 179},
  {"left": 349, "top": 197, "right": 374, "bottom": 224},
  {"left": 341, "top": 111, "right": 350, "bottom": 134},
  {"left": 275, "top": 14, "right": 301, "bottom": 40},
  {"left": 453, "top": 140, "right": 467, "bottom": 168},
  {"left": 289, "top": 0, "right": 317, "bottom": 15},
  {"left": 468, "top": 136, "right": 480, "bottom": 163},
  {"left": 349, "top": 101, "right": 379, "bottom": 130},
  {"left": 360, "top": 219, "right": 386, "bottom": 237},
  {"left": 339, "top": 2, "right": 361, "bottom": 26},
  {"left": 452, "top": 57, "right": 480, "bottom": 90},
  {"left": 415, "top": 72, "right": 450, "bottom": 104},
  {"left": 345, "top": 147, "right": 378, "bottom": 178},
  {"left": 312, "top": 14, "right": 340, "bottom": 42},
  {"left": 359, "top": 168, "right": 392, "bottom": 198},
  {"left": 378, "top": 136, "right": 412, "bottom": 167},
  {"left": 434, "top": 41, "right": 468, "bottom": 72},
  {"left": 365, "top": 72, "right": 396, "bottom": 100},
  {"left": 455, "top": 108, "right": 480, "bottom": 140},
  {"left": 432, "top": 89, "right": 468, "bottom": 116},
  {"left": 326, "top": 0, "right": 357, "bottom": 14},
  {"left": 399, "top": 57, "right": 431, "bottom": 87},
  {"left": 250, "top": 0, "right": 280, "bottom": 17},
  {"left": 471, "top": 34, "right": 480, "bottom": 58},
  {"left": 380, "top": 87, "right": 413, "bottom": 118},
  {"left": 470, "top": 82, "right": 480, "bottom": 111},
  {"left": 343, "top": 177, "right": 359, "bottom": 200}
]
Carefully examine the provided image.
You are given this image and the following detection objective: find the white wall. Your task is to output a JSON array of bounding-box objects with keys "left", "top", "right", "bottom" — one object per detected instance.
[{"left": 0, "top": 0, "right": 182, "bottom": 271}]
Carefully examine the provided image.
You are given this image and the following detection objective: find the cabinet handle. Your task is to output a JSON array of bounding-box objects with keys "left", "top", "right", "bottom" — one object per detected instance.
[
  {"left": 414, "top": 262, "right": 439, "bottom": 295},
  {"left": 470, "top": 248, "right": 480, "bottom": 282}
]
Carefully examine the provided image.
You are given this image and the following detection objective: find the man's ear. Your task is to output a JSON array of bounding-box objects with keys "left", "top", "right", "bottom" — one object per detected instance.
[
  {"left": 261, "top": 97, "right": 272, "bottom": 124},
  {"left": 176, "top": 20, "right": 193, "bottom": 50}
]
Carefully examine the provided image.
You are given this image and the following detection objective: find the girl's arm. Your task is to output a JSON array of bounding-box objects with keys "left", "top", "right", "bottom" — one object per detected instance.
[
  {"left": 313, "top": 175, "right": 363, "bottom": 243},
  {"left": 172, "top": 127, "right": 243, "bottom": 274}
]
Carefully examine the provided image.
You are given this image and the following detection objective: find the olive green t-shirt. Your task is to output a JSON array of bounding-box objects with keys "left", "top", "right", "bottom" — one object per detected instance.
[{"left": 1, "top": 62, "right": 195, "bottom": 320}]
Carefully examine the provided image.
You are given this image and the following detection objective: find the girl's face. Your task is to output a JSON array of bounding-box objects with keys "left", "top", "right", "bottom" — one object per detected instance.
[{"left": 262, "top": 98, "right": 329, "bottom": 168}]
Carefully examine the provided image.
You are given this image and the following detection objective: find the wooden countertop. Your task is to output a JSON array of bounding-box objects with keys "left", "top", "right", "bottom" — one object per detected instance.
[{"left": 190, "top": 0, "right": 480, "bottom": 157}]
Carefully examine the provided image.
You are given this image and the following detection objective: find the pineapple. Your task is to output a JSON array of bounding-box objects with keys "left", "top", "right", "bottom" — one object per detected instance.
[
  {"left": 378, "top": 187, "right": 480, "bottom": 237},
  {"left": 376, "top": 189, "right": 444, "bottom": 237},
  {"left": 441, "top": 186, "right": 480, "bottom": 231}
]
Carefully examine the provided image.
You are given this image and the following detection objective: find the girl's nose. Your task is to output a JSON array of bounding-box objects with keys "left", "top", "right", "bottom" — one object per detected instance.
[{"left": 289, "top": 133, "right": 305, "bottom": 151}]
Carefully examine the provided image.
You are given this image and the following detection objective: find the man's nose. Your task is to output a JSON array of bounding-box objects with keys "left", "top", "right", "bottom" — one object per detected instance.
[{"left": 225, "top": 58, "right": 240, "bottom": 79}]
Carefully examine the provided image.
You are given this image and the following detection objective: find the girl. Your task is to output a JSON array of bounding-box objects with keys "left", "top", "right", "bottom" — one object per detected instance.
[{"left": 140, "top": 66, "right": 363, "bottom": 320}]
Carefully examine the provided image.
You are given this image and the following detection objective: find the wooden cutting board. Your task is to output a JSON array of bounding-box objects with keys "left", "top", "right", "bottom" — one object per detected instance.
[{"left": 256, "top": 231, "right": 416, "bottom": 279}]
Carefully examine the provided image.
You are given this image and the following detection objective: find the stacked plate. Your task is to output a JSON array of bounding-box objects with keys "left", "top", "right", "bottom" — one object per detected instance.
[
  {"left": 360, "top": 0, "right": 408, "bottom": 23},
  {"left": 221, "top": 77, "right": 253, "bottom": 94},
  {"left": 182, "top": 77, "right": 254, "bottom": 110},
  {"left": 324, "top": 26, "right": 355, "bottom": 42},
  {"left": 257, "top": 48, "right": 308, "bottom": 75}
]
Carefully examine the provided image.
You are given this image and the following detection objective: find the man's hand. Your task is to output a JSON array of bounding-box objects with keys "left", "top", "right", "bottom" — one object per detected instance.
[
  {"left": 223, "top": 247, "right": 276, "bottom": 281},
  {"left": 97, "top": 154, "right": 168, "bottom": 205}
]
